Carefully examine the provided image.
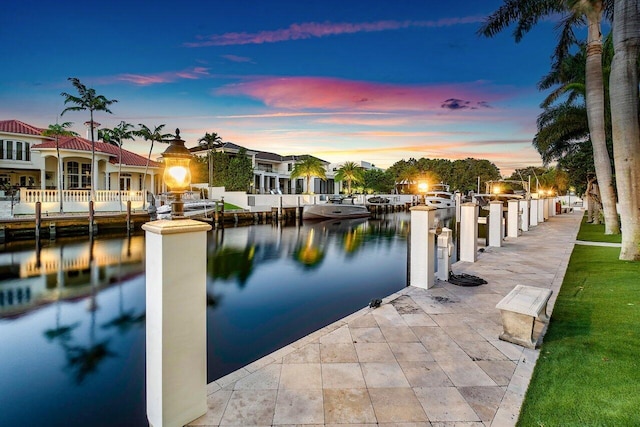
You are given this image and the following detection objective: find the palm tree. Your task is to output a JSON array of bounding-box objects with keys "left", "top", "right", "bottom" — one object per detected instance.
[
  {"left": 290, "top": 156, "right": 326, "bottom": 194},
  {"left": 479, "top": 0, "right": 620, "bottom": 235},
  {"left": 609, "top": 0, "right": 640, "bottom": 260},
  {"left": 136, "top": 124, "right": 172, "bottom": 209},
  {"left": 102, "top": 121, "right": 135, "bottom": 212},
  {"left": 334, "top": 161, "right": 365, "bottom": 194},
  {"left": 61, "top": 77, "right": 117, "bottom": 202},
  {"left": 198, "top": 132, "right": 224, "bottom": 186},
  {"left": 396, "top": 165, "right": 419, "bottom": 194},
  {"left": 42, "top": 121, "right": 78, "bottom": 213}
]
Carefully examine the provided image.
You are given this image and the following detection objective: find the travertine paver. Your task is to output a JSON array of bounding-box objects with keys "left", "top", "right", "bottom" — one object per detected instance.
[{"left": 188, "top": 211, "right": 582, "bottom": 426}]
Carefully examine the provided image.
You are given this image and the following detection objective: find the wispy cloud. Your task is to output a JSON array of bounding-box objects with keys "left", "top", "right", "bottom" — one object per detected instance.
[
  {"left": 217, "top": 76, "right": 504, "bottom": 112},
  {"left": 221, "top": 54, "right": 253, "bottom": 63},
  {"left": 185, "top": 16, "right": 484, "bottom": 47},
  {"left": 441, "top": 98, "right": 492, "bottom": 110},
  {"left": 98, "top": 67, "right": 211, "bottom": 86}
]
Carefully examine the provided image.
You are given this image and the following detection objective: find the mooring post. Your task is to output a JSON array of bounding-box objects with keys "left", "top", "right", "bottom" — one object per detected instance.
[
  {"left": 549, "top": 196, "right": 556, "bottom": 217},
  {"left": 126, "top": 200, "right": 132, "bottom": 231},
  {"left": 459, "top": 202, "right": 479, "bottom": 262},
  {"left": 530, "top": 198, "right": 539, "bottom": 227},
  {"left": 488, "top": 201, "right": 503, "bottom": 247},
  {"left": 409, "top": 205, "right": 436, "bottom": 289},
  {"left": 455, "top": 192, "right": 462, "bottom": 223},
  {"left": 89, "top": 200, "right": 95, "bottom": 235},
  {"left": 537, "top": 198, "right": 545, "bottom": 223},
  {"left": 35, "top": 201, "right": 42, "bottom": 240},
  {"left": 507, "top": 199, "right": 520, "bottom": 238},
  {"left": 542, "top": 197, "right": 549, "bottom": 221},
  {"left": 142, "top": 219, "right": 212, "bottom": 427},
  {"left": 519, "top": 199, "right": 530, "bottom": 232}
]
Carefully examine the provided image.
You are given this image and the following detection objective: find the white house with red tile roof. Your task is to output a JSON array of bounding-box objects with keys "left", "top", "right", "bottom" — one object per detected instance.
[{"left": 0, "top": 119, "right": 161, "bottom": 214}]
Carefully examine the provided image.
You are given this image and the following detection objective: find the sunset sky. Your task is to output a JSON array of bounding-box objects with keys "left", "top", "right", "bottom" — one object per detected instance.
[{"left": 1, "top": 0, "right": 576, "bottom": 175}]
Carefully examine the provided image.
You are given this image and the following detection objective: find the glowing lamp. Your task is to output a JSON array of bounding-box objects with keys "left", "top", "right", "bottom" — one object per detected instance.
[
  {"left": 418, "top": 182, "right": 428, "bottom": 193},
  {"left": 161, "top": 129, "right": 193, "bottom": 218}
]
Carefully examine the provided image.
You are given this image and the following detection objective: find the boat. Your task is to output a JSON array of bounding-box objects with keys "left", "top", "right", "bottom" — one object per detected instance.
[
  {"left": 156, "top": 200, "right": 219, "bottom": 219},
  {"left": 303, "top": 196, "right": 371, "bottom": 220},
  {"left": 424, "top": 183, "right": 455, "bottom": 209},
  {"left": 472, "top": 180, "right": 530, "bottom": 210}
]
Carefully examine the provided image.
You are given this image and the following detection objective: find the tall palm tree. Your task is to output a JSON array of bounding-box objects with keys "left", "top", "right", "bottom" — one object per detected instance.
[
  {"left": 609, "top": 0, "right": 640, "bottom": 260},
  {"left": 198, "top": 132, "right": 223, "bottom": 186},
  {"left": 61, "top": 77, "right": 117, "bottom": 202},
  {"left": 479, "top": 0, "right": 620, "bottom": 235},
  {"left": 396, "top": 165, "right": 420, "bottom": 194},
  {"left": 136, "top": 124, "right": 172, "bottom": 209},
  {"left": 42, "top": 121, "right": 78, "bottom": 213},
  {"left": 290, "top": 156, "right": 326, "bottom": 194},
  {"left": 334, "top": 161, "right": 365, "bottom": 194},
  {"left": 102, "top": 121, "right": 135, "bottom": 212}
]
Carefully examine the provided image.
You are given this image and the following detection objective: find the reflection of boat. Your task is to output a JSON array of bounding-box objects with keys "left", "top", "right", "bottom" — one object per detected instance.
[
  {"left": 303, "top": 197, "right": 370, "bottom": 220},
  {"left": 424, "top": 183, "right": 455, "bottom": 209}
]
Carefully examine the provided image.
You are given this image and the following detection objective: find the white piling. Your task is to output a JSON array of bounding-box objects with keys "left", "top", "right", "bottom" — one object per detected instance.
[
  {"left": 455, "top": 193, "right": 462, "bottom": 223},
  {"left": 436, "top": 227, "right": 453, "bottom": 281},
  {"left": 537, "top": 198, "right": 545, "bottom": 223},
  {"left": 549, "top": 197, "right": 556, "bottom": 217},
  {"left": 459, "top": 202, "right": 479, "bottom": 262},
  {"left": 519, "top": 199, "right": 530, "bottom": 232},
  {"left": 530, "top": 198, "right": 539, "bottom": 227},
  {"left": 488, "top": 201, "right": 504, "bottom": 247},
  {"left": 543, "top": 198, "right": 549, "bottom": 221},
  {"left": 507, "top": 199, "right": 520, "bottom": 238},
  {"left": 409, "top": 205, "right": 436, "bottom": 289},
  {"left": 143, "top": 219, "right": 212, "bottom": 427}
]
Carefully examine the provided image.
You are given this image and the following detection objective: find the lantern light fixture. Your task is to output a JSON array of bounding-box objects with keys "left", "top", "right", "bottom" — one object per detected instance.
[{"left": 161, "top": 129, "right": 193, "bottom": 218}]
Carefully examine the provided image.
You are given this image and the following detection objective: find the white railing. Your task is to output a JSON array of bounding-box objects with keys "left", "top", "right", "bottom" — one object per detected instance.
[
  {"left": 20, "top": 189, "right": 146, "bottom": 204},
  {"left": 13, "top": 188, "right": 148, "bottom": 215}
]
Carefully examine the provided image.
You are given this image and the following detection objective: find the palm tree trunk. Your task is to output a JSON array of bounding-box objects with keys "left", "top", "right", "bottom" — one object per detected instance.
[
  {"left": 585, "top": 7, "right": 620, "bottom": 234},
  {"left": 90, "top": 111, "right": 95, "bottom": 203},
  {"left": 610, "top": 0, "right": 640, "bottom": 260},
  {"left": 142, "top": 142, "right": 153, "bottom": 210},
  {"left": 118, "top": 145, "right": 123, "bottom": 213},
  {"left": 56, "top": 139, "right": 64, "bottom": 213}
]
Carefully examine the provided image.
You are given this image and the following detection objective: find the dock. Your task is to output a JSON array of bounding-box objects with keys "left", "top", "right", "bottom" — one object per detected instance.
[{"left": 188, "top": 211, "right": 582, "bottom": 426}]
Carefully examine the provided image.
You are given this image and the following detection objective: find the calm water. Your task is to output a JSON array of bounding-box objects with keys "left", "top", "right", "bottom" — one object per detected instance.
[{"left": 0, "top": 210, "right": 454, "bottom": 426}]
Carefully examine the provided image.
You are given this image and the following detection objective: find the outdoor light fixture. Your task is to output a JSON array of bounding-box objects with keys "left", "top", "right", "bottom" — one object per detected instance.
[
  {"left": 492, "top": 184, "right": 501, "bottom": 201},
  {"left": 418, "top": 181, "right": 428, "bottom": 204},
  {"left": 161, "top": 129, "right": 192, "bottom": 218}
]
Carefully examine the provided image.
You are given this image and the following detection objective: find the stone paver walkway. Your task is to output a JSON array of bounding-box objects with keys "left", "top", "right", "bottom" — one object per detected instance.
[{"left": 189, "top": 211, "right": 583, "bottom": 427}]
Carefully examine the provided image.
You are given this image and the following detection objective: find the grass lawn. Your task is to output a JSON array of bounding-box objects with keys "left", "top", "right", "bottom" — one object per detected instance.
[
  {"left": 576, "top": 214, "right": 623, "bottom": 244},
  {"left": 518, "top": 244, "right": 640, "bottom": 426}
]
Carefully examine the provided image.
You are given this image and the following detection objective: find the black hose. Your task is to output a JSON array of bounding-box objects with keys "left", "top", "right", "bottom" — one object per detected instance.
[{"left": 448, "top": 271, "right": 487, "bottom": 287}]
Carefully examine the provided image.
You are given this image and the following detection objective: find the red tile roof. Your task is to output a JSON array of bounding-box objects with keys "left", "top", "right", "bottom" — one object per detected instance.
[
  {"left": 0, "top": 119, "right": 45, "bottom": 136},
  {"left": 32, "top": 136, "right": 161, "bottom": 168}
]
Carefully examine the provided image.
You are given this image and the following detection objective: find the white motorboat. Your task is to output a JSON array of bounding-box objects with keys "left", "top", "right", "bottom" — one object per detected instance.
[
  {"left": 155, "top": 200, "right": 218, "bottom": 219},
  {"left": 424, "top": 183, "right": 455, "bottom": 209},
  {"left": 303, "top": 196, "right": 370, "bottom": 220}
]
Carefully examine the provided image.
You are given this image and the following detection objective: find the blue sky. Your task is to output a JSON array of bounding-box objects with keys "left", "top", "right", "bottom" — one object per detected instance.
[{"left": 1, "top": 0, "right": 566, "bottom": 175}]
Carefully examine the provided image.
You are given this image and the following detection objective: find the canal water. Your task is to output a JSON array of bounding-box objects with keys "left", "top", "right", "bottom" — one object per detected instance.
[{"left": 0, "top": 210, "right": 455, "bottom": 427}]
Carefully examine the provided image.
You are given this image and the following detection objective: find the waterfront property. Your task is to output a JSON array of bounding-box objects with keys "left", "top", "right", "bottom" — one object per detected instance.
[{"left": 0, "top": 119, "right": 162, "bottom": 214}]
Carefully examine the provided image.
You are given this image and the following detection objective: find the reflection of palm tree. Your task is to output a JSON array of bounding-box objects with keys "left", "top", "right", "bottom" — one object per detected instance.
[
  {"left": 44, "top": 245, "right": 80, "bottom": 343},
  {"left": 208, "top": 246, "right": 256, "bottom": 286},
  {"left": 62, "top": 340, "right": 114, "bottom": 384},
  {"left": 102, "top": 268, "right": 145, "bottom": 335}
]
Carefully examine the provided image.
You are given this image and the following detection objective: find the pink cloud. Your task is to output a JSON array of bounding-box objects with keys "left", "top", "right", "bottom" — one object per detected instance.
[
  {"left": 185, "top": 17, "right": 484, "bottom": 47},
  {"left": 217, "top": 76, "right": 502, "bottom": 112},
  {"left": 102, "top": 67, "right": 210, "bottom": 86}
]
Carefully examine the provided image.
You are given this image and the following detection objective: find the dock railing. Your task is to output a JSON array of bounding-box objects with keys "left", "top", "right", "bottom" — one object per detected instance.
[{"left": 14, "top": 188, "right": 147, "bottom": 215}]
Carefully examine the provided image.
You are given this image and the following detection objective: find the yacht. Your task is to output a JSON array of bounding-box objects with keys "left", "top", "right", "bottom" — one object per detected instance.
[
  {"left": 303, "top": 196, "right": 370, "bottom": 220},
  {"left": 424, "top": 183, "right": 455, "bottom": 209}
]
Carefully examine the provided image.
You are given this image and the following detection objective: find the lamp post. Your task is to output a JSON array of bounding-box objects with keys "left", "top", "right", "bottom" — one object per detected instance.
[
  {"left": 161, "top": 129, "right": 192, "bottom": 219},
  {"left": 142, "top": 128, "right": 210, "bottom": 427}
]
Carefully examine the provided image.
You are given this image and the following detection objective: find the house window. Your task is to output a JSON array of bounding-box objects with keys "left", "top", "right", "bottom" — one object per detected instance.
[
  {"left": 6, "top": 141, "right": 13, "bottom": 159},
  {"left": 25, "top": 143, "right": 30, "bottom": 161},
  {"left": 0, "top": 174, "right": 9, "bottom": 186},
  {"left": 16, "top": 142, "right": 23, "bottom": 160},
  {"left": 67, "top": 161, "right": 91, "bottom": 188},
  {"left": 0, "top": 141, "right": 3, "bottom": 159}
]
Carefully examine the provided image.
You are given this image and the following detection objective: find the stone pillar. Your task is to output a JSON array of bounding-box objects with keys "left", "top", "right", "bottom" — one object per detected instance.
[
  {"left": 40, "top": 169, "right": 46, "bottom": 190},
  {"left": 542, "top": 198, "right": 549, "bottom": 221},
  {"left": 455, "top": 192, "right": 462, "bottom": 223},
  {"left": 142, "top": 219, "right": 212, "bottom": 427},
  {"left": 488, "top": 201, "right": 503, "bottom": 247},
  {"left": 409, "top": 206, "right": 436, "bottom": 289},
  {"left": 537, "top": 199, "right": 545, "bottom": 223},
  {"left": 530, "top": 198, "right": 539, "bottom": 227},
  {"left": 459, "top": 202, "right": 478, "bottom": 262},
  {"left": 549, "top": 197, "right": 556, "bottom": 217},
  {"left": 507, "top": 199, "right": 520, "bottom": 238},
  {"left": 436, "top": 227, "right": 453, "bottom": 281},
  {"left": 519, "top": 200, "right": 529, "bottom": 232}
]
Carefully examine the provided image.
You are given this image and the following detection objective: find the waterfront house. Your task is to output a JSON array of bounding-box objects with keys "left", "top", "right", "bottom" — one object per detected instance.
[{"left": 0, "top": 119, "right": 161, "bottom": 214}]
